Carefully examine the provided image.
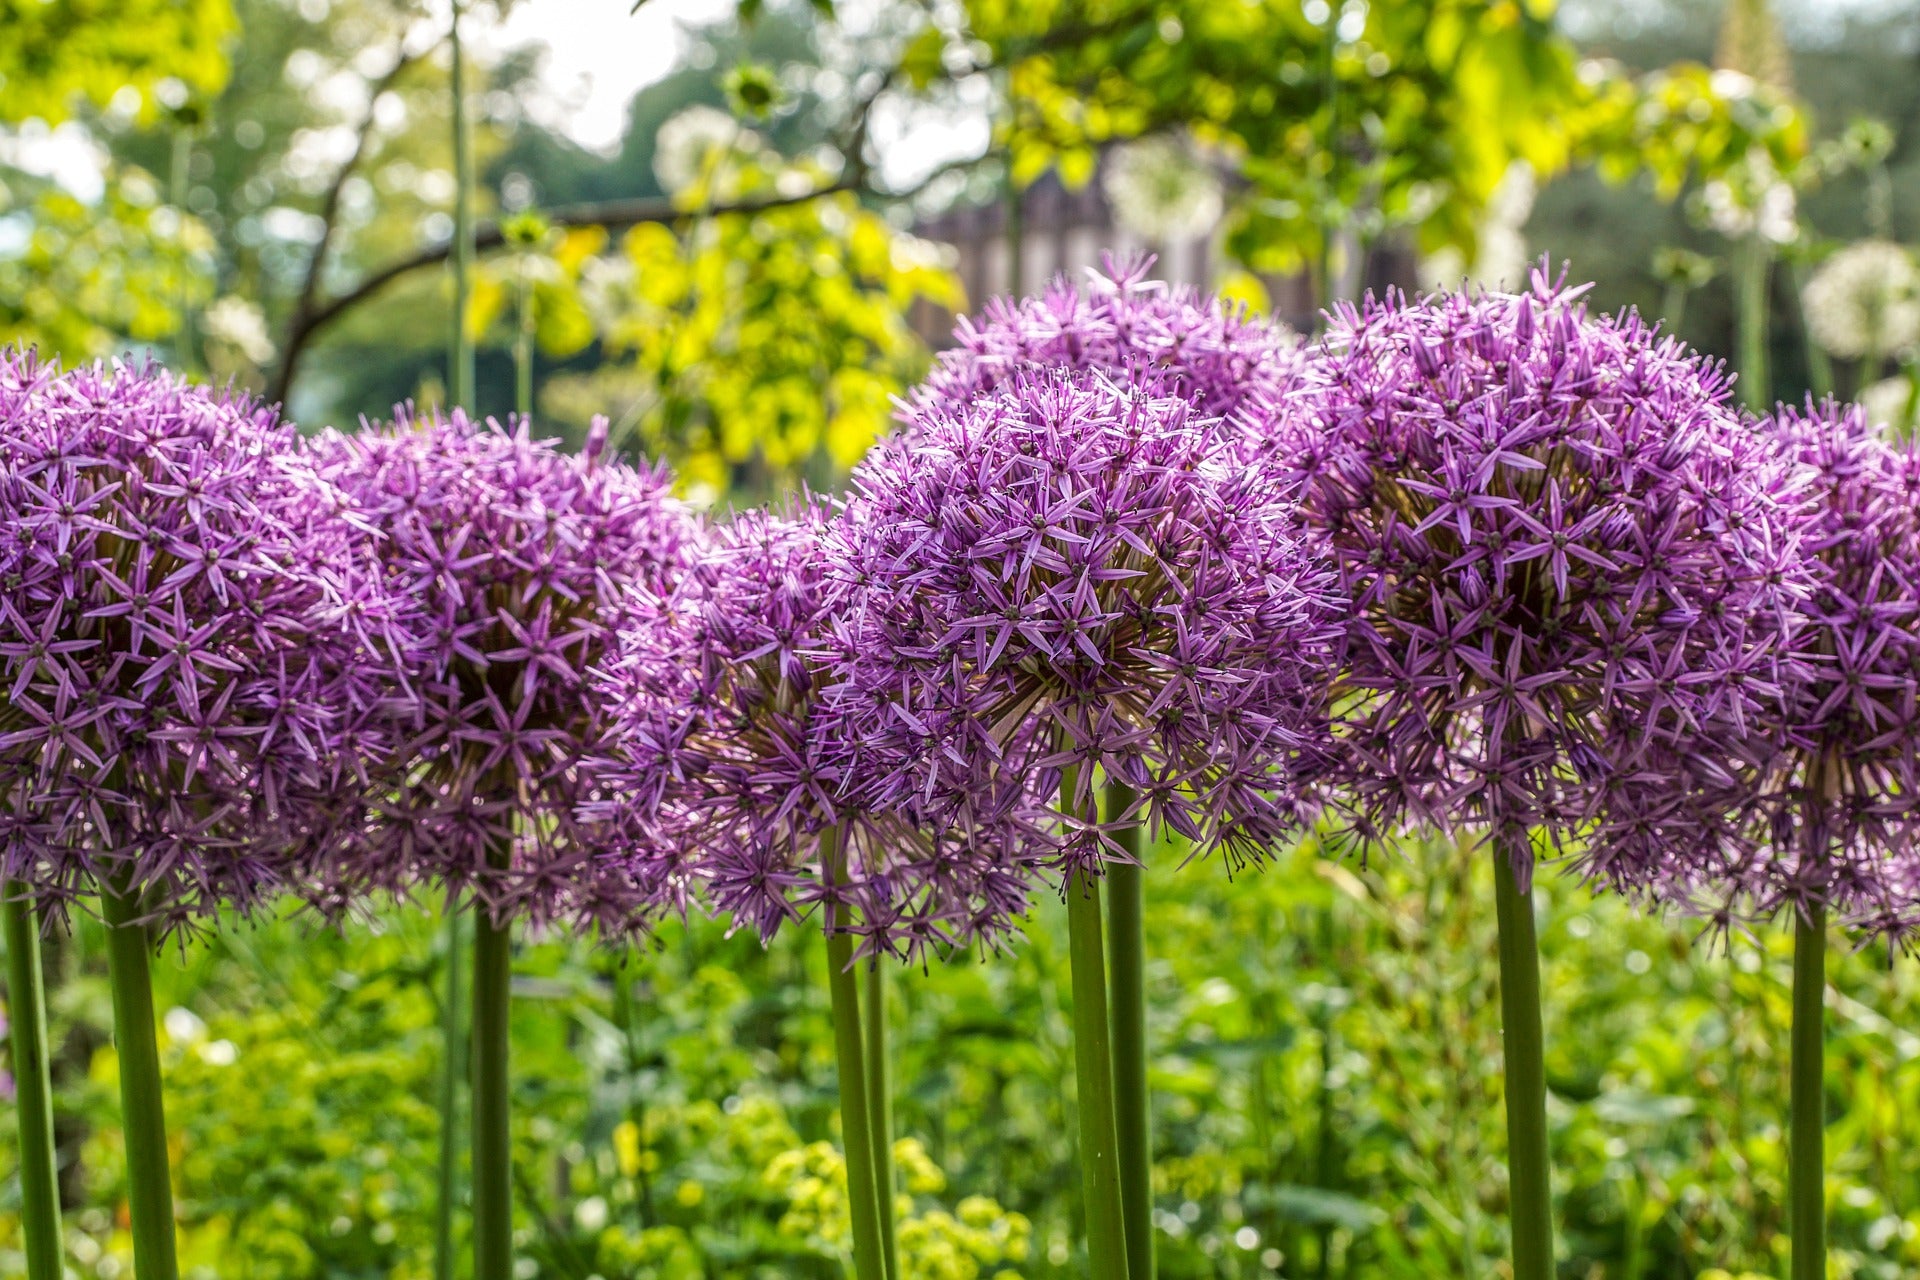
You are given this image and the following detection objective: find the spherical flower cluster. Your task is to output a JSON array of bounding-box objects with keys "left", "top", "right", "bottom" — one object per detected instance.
[
  {"left": 1801, "top": 239, "right": 1920, "bottom": 364},
  {"left": 838, "top": 369, "right": 1343, "bottom": 880},
  {"left": 589, "top": 504, "right": 1047, "bottom": 959},
  {"left": 0, "top": 354, "right": 423, "bottom": 931},
  {"left": 309, "top": 409, "right": 696, "bottom": 932},
  {"left": 912, "top": 257, "right": 1303, "bottom": 433},
  {"left": 1266, "top": 268, "right": 1810, "bottom": 888},
  {"left": 1101, "top": 134, "right": 1225, "bottom": 244},
  {"left": 1678, "top": 401, "right": 1920, "bottom": 940}
]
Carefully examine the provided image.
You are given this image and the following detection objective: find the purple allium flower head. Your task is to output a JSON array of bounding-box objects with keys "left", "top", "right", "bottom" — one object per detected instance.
[
  {"left": 1619, "top": 401, "right": 1920, "bottom": 940},
  {"left": 1268, "top": 268, "right": 1811, "bottom": 889},
  {"left": 588, "top": 503, "right": 1048, "bottom": 959},
  {"left": 0, "top": 353, "right": 425, "bottom": 932},
  {"left": 837, "top": 367, "right": 1343, "bottom": 883},
  {"left": 309, "top": 407, "right": 696, "bottom": 933},
  {"left": 913, "top": 255, "right": 1305, "bottom": 431}
]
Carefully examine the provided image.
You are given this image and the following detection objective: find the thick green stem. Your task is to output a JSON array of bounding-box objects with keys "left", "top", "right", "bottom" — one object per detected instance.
[
  {"left": 449, "top": 0, "right": 476, "bottom": 408},
  {"left": 824, "top": 833, "right": 888, "bottom": 1280},
  {"left": 863, "top": 961, "right": 899, "bottom": 1280},
  {"left": 100, "top": 882, "right": 179, "bottom": 1280},
  {"left": 1790, "top": 907, "right": 1827, "bottom": 1280},
  {"left": 1104, "top": 781, "right": 1153, "bottom": 1280},
  {"left": 1786, "top": 261, "right": 1835, "bottom": 400},
  {"left": 1068, "top": 867, "right": 1131, "bottom": 1280},
  {"left": 5, "top": 887, "right": 63, "bottom": 1279},
  {"left": 609, "top": 957, "right": 655, "bottom": 1218},
  {"left": 1736, "top": 234, "right": 1772, "bottom": 413},
  {"left": 434, "top": 909, "right": 467, "bottom": 1280},
  {"left": 472, "top": 904, "right": 513, "bottom": 1280},
  {"left": 1491, "top": 843, "right": 1552, "bottom": 1280},
  {"left": 169, "top": 126, "right": 197, "bottom": 374},
  {"left": 1660, "top": 283, "right": 1690, "bottom": 337},
  {"left": 514, "top": 262, "right": 534, "bottom": 420}
]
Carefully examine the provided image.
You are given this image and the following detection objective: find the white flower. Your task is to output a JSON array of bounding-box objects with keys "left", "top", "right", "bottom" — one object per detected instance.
[
  {"left": 652, "top": 105, "right": 752, "bottom": 195},
  {"left": 1699, "top": 150, "right": 1797, "bottom": 244},
  {"left": 1102, "top": 134, "right": 1224, "bottom": 243},
  {"left": 163, "top": 1006, "right": 206, "bottom": 1046},
  {"left": 200, "top": 296, "right": 275, "bottom": 365},
  {"left": 1802, "top": 239, "right": 1920, "bottom": 362},
  {"left": 1860, "top": 376, "right": 1918, "bottom": 436},
  {"left": 1419, "top": 162, "right": 1533, "bottom": 292},
  {"left": 1755, "top": 181, "right": 1797, "bottom": 245}
]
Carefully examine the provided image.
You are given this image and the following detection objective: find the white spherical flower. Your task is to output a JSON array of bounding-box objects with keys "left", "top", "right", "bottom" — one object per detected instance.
[
  {"left": 652, "top": 105, "right": 751, "bottom": 194},
  {"left": 1418, "top": 163, "right": 1532, "bottom": 292},
  {"left": 1802, "top": 239, "right": 1920, "bottom": 361},
  {"left": 1102, "top": 134, "right": 1224, "bottom": 243},
  {"left": 1860, "top": 376, "right": 1918, "bottom": 437},
  {"left": 200, "top": 296, "right": 275, "bottom": 365},
  {"left": 1699, "top": 150, "right": 1796, "bottom": 244},
  {"left": 1755, "top": 180, "right": 1797, "bottom": 245}
]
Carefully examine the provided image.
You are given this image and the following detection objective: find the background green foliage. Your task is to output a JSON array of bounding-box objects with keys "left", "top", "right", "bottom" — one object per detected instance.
[
  {"left": 8, "top": 835, "right": 1920, "bottom": 1279},
  {"left": 0, "top": 0, "right": 233, "bottom": 124}
]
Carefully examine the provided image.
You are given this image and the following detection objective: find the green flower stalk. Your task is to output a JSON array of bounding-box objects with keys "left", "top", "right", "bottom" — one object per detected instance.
[
  {"left": 4, "top": 884, "right": 62, "bottom": 1280},
  {"left": 1271, "top": 271, "right": 1811, "bottom": 1280},
  {"left": 864, "top": 960, "right": 900, "bottom": 1280}
]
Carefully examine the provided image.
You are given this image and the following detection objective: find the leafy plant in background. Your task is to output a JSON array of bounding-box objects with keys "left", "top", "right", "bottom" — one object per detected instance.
[
  {"left": 0, "top": 0, "right": 232, "bottom": 126},
  {"left": 18, "top": 818, "right": 1920, "bottom": 1279},
  {"left": 961, "top": 0, "right": 1590, "bottom": 297},
  {"left": 467, "top": 212, "right": 603, "bottom": 420},
  {"left": 0, "top": 0, "right": 232, "bottom": 366},
  {"left": 589, "top": 113, "right": 962, "bottom": 495}
]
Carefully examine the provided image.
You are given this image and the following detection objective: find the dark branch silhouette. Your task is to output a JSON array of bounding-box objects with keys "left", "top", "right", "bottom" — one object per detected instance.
[
  {"left": 267, "top": 47, "right": 943, "bottom": 406},
  {"left": 268, "top": 44, "right": 434, "bottom": 406}
]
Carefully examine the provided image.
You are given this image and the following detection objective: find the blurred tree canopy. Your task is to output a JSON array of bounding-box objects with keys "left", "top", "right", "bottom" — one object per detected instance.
[
  {"left": 0, "top": 0, "right": 1912, "bottom": 484},
  {"left": 0, "top": 0, "right": 234, "bottom": 358},
  {"left": 970, "top": 0, "right": 1589, "bottom": 282},
  {"left": 0, "top": 0, "right": 233, "bottom": 123}
]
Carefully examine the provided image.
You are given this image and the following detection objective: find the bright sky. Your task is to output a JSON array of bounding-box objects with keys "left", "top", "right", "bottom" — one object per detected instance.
[{"left": 494, "top": 0, "right": 735, "bottom": 153}]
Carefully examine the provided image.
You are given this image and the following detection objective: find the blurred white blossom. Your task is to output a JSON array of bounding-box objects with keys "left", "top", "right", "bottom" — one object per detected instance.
[
  {"left": 1699, "top": 151, "right": 1797, "bottom": 244},
  {"left": 1802, "top": 239, "right": 1920, "bottom": 362},
  {"left": 1860, "top": 375, "right": 1919, "bottom": 437},
  {"left": 652, "top": 105, "right": 752, "bottom": 195},
  {"left": 1420, "top": 162, "right": 1535, "bottom": 292},
  {"left": 1102, "top": 134, "right": 1224, "bottom": 244},
  {"left": 200, "top": 296, "right": 275, "bottom": 366}
]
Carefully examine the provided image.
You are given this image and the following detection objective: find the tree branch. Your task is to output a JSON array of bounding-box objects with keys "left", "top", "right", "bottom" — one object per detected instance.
[
  {"left": 269, "top": 180, "right": 872, "bottom": 402},
  {"left": 266, "top": 22, "right": 987, "bottom": 407},
  {"left": 268, "top": 44, "right": 432, "bottom": 406}
]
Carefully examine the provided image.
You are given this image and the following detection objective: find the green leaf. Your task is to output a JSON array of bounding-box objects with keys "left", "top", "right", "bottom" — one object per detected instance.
[{"left": 901, "top": 26, "right": 949, "bottom": 91}]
